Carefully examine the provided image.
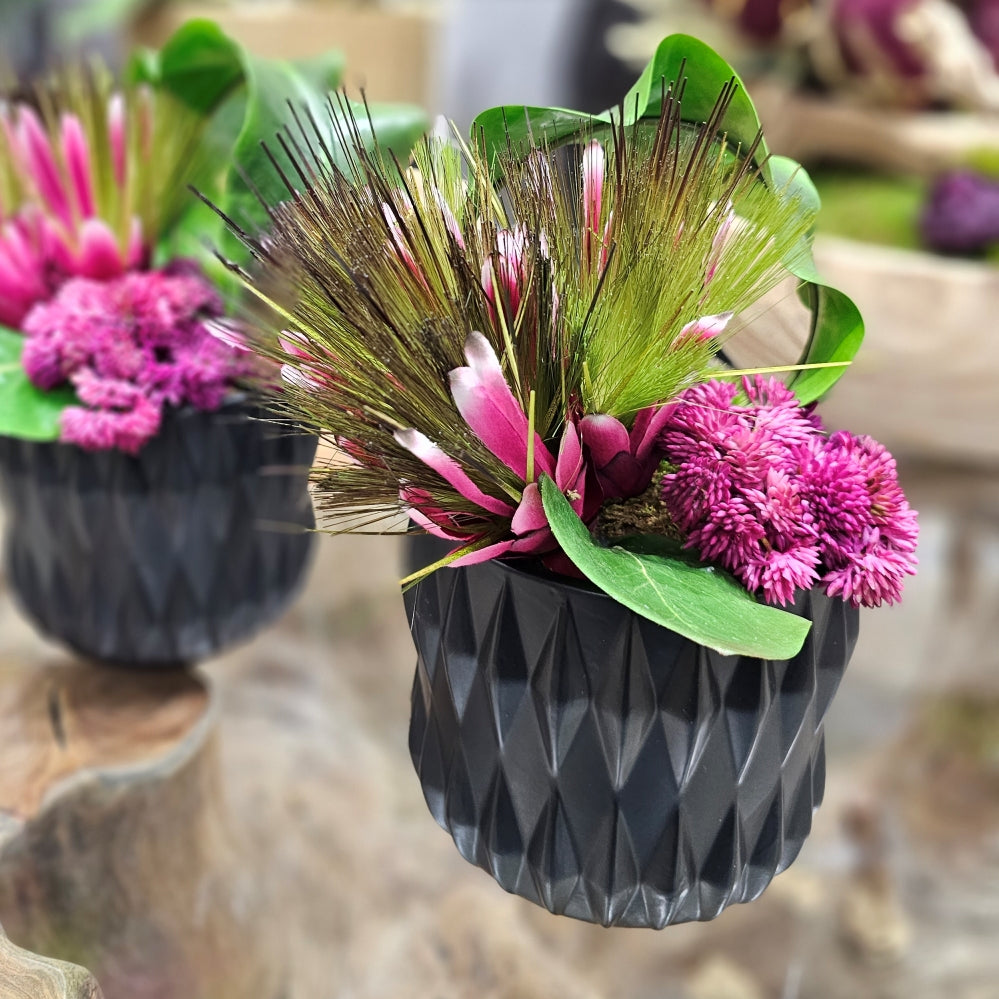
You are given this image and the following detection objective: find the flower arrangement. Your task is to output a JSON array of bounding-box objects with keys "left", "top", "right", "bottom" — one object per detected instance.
[
  {"left": 202, "top": 30, "right": 919, "bottom": 927},
  {"left": 0, "top": 18, "right": 427, "bottom": 453},
  {"left": 0, "top": 19, "right": 427, "bottom": 666},
  {"left": 0, "top": 74, "right": 250, "bottom": 452},
  {"left": 223, "top": 34, "right": 914, "bottom": 659}
]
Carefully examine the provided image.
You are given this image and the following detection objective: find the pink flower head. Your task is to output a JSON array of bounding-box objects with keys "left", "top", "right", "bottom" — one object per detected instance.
[
  {"left": 21, "top": 265, "right": 250, "bottom": 453},
  {"left": 659, "top": 375, "right": 918, "bottom": 608},
  {"left": 0, "top": 97, "right": 148, "bottom": 327},
  {"left": 396, "top": 331, "right": 590, "bottom": 565},
  {"left": 741, "top": 544, "right": 823, "bottom": 607},
  {"left": 0, "top": 210, "right": 53, "bottom": 327}
]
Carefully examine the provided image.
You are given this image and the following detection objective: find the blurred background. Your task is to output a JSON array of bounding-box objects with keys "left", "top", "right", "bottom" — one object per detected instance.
[{"left": 1, "top": 1, "right": 998, "bottom": 997}]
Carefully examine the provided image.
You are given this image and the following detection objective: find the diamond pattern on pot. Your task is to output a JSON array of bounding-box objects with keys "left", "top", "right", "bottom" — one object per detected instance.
[
  {"left": 406, "top": 557, "right": 859, "bottom": 928},
  {"left": 0, "top": 401, "right": 317, "bottom": 666}
]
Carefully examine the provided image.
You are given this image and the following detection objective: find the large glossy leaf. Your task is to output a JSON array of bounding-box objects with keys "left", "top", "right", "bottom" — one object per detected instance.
[
  {"left": 540, "top": 476, "right": 811, "bottom": 658},
  {"left": 155, "top": 18, "right": 246, "bottom": 113},
  {"left": 141, "top": 21, "right": 427, "bottom": 276},
  {"left": 0, "top": 328, "right": 78, "bottom": 441},
  {"left": 473, "top": 35, "right": 766, "bottom": 169},
  {"left": 226, "top": 53, "right": 425, "bottom": 237},
  {"left": 620, "top": 34, "right": 768, "bottom": 167}
]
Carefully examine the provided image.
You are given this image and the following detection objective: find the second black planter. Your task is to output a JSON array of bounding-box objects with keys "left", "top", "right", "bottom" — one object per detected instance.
[
  {"left": 405, "top": 557, "right": 859, "bottom": 928},
  {"left": 0, "top": 401, "right": 316, "bottom": 666}
]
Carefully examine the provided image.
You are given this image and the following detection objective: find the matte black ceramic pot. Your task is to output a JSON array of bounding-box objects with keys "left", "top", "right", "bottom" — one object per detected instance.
[
  {"left": 0, "top": 400, "right": 316, "bottom": 666},
  {"left": 405, "top": 557, "right": 859, "bottom": 928}
]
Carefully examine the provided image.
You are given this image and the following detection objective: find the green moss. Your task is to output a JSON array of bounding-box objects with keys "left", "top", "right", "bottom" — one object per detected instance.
[{"left": 812, "top": 168, "right": 927, "bottom": 250}]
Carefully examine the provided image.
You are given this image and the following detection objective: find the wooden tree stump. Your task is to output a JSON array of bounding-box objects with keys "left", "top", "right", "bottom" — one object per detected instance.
[
  {"left": 0, "top": 922, "right": 103, "bottom": 998},
  {"left": 0, "top": 659, "right": 284, "bottom": 999}
]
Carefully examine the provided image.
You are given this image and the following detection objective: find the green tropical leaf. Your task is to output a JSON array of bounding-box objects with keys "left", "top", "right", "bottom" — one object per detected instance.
[
  {"left": 143, "top": 18, "right": 246, "bottom": 114},
  {"left": 471, "top": 105, "right": 603, "bottom": 167},
  {"left": 0, "top": 328, "right": 78, "bottom": 441},
  {"left": 540, "top": 476, "right": 811, "bottom": 658},
  {"left": 473, "top": 35, "right": 766, "bottom": 170},
  {"left": 619, "top": 33, "right": 768, "bottom": 167},
  {"left": 138, "top": 20, "right": 426, "bottom": 279},
  {"left": 226, "top": 53, "right": 424, "bottom": 238}
]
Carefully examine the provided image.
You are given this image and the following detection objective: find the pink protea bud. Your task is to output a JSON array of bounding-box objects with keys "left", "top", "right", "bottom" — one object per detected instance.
[
  {"left": 16, "top": 106, "right": 73, "bottom": 228},
  {"left": 678, "top": 311, "right": 734, "bottom": 343},
  {"left": 449, "top": 329, "right": 554, "bottom": 481},
  {"left": 705, "top": 201, "right": 737, "bottom": 285},
  {"left": 582, "top": 140, "right": 603, "bottom": 248},
  {"left": 75, "top": 218, "right": 128, "bottom": 279},
  {"left": 0, "top": 214, "right": 50, "bottom": 326},
  {"left": 382, "top": 198, "right": 430, "bottom": 289},
  {"left": 581, "top": 140, "right": 613, "bottom": 272},
  {"left": 60, "top": 113, "right": 95, "bottom": 218},
  {"left": 107, "top": 92, "right": 127, "bottom": 189},
  {"left": 0, "top": 83, "right": 156, "bottom": 325},
  {"left": 433, "top": 188, "right": 464, "bottom": 248},
  {"left": 481, "top": 226, "right": 530, "bottom": 318}
]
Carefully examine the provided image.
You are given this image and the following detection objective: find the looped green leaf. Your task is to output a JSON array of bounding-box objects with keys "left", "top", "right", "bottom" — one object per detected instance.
[{"left": 0, "top": 18, "right": 428, "bottom": 441}]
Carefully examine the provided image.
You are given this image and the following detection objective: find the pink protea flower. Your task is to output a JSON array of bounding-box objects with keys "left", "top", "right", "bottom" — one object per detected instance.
[
  {"left": 396, "top": 331, "right": 591, "bottom": 565},
  {"left": 579, "top": 404, "right": 675, "bottom": 501},
  {"left": 0, "top": 96, "right": 148, "bottom": 327},
  {"left": 482, "top": 226, "right": 531, "bottom": 320},
  {"left": 659, "top": 376, "right": 918, "bottom": 608},
  {"left": 21, "top": 265, "right": 251, "bottom": 453},
  {"left": 581, "top": 140, "right": 613, "bottom": 274}
]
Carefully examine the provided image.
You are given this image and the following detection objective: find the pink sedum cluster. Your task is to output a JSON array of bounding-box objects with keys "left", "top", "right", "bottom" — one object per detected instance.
[
  {"left": 658, "top": 377, "right": 919, "bottom": 608},
  {"left": 21, "top": 264, "right": 250, "bottom": 453}
]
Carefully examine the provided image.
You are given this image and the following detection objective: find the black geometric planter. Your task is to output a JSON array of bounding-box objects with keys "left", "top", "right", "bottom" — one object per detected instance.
[
  {"left": 405, "top": 558, "right": 859, "bottom": 928},
  {"left": 0, "top": 400, "right": 316, "bottom": 667}
]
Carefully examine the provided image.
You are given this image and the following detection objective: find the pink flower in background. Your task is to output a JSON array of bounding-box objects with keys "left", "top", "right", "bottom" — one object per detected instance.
[
  {"left": 0, "top": 100, "right": 147, "bottom": 328},
  {"left": 659, "top": 376, "right": 918, "bottom": 608},
  {"left": 21, "top": 265, "right": 250, "bottom": 453},
  {"left": 396, "top": 331, "right": 591, "bottom": 564},
  {"left": 0, "top": 210, "right": 55, "bottom": 328}
]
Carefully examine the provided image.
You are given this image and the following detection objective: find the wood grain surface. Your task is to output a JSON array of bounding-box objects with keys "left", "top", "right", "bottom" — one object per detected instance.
[{"left": 0, "top": 924, "right": 103, "bottom": 999}]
